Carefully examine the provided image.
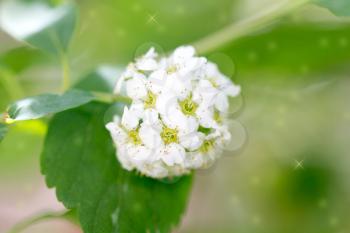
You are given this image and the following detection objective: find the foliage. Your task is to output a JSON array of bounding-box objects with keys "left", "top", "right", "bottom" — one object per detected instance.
[
  {"left": 0, "top": 0, "right": 78, "bottom": 54},
  {"left": 0, "top": 47, "right": 45, "bottom": 72},
  {"left": 41, "top": 74, "right": 193, "bottom": 233},
  {"left": 315, "top": 0, "right": 350, "bottom": 16},
  {"left": 6, "top": 90, "right": 94, "bottom": 122}
]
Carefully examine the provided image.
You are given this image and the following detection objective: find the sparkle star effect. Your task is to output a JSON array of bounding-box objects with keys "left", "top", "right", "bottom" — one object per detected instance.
[
  {"left": 147, "top": 14, "right": 159, "bottom": 25},
  {"left": 294, "top": 159, "right": 304, "bottom": 170}
]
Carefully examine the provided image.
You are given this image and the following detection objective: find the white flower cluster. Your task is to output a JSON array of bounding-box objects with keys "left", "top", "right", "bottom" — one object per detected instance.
[{"left": 106, "top": 46, "right": 240, "bottom": 179}]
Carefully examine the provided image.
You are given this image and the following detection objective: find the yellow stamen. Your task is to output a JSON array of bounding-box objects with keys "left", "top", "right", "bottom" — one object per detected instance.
[
  {"left": 209, "top": 78, "right": 219, "bottom": 88},
  {"left": 161, "top": 126, "right": 178, "bottom": 144},
  {"left": 144, "top": 91, "right": 157, "bottom": 109},
  {"left": 179, "top": 96, "right": 198, "bottom": 116},
  {"left": 214, "top": 110, "right": 222, "bottom": 124},
  {"left": 128, "top": 129, "right": 142, "bottom": 145},
  {"left": 167, "top": 65, "right": 177, "bottom": 74},
  {"left": 199, "top": 140, "right": 215, "bottom": 153}
]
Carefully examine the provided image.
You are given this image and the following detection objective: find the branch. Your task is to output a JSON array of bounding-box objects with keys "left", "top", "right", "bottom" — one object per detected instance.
[
  {"left": 61, "top": 53, "right": 71, "bottom": 91},
  {"left": 193, "top": 0, "right": 311, "bottom": 54},
  {"left": 91, "top": 91, "right": 132, "bottom": 105}
]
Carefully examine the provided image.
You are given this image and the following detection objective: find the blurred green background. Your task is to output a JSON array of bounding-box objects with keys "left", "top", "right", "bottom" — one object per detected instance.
[{"left": 1, "top": 0, "right": 350, "bottom": 232}]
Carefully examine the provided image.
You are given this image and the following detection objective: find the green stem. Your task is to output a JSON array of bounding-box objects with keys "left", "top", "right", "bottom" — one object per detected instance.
[
  {"left": 193, "top": 0, "right": 311, "bottom": 54},
  {"left": 61, "top": 54, "right": 70, "bottom": 91},
  {"left": 6, "top": 210, "right": 75, "bottom": 233},
  {"left": 91, "top": 91, "right": 132, "bottom": 105}
]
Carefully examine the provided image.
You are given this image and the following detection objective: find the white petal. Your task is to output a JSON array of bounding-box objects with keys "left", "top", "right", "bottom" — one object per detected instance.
[
  {"left": 143, "top": 108, "right": 160, "bottom": 126},
  {"left": 114, "top": 74, "right": 126, "bottom": 94},
  {"left": 206, "top": 129, "right": 221, "bottom": 140},
  {"left": 106, "top": 122, "right": 127, "bottom": 144},
  {"left": 160, "top": 143, "right": 185, "bottom": 166},
  {"left": 126, "top": 76, "right": 148, "bottom": 99},
  {"left": 215, "top": 93, "right": 229, "bottom": 112},
  {"left": 178, "top": 57, "right": 206, "bottom": 76},
  {"left": 214, "top": 74, "right": 231, "bottom": 87},
  {"left": 139, "top": 123, "right": 163, "bottom": 149},
  {"left": 116, "top": 145, "right": 134, "bottom": 170},
  {"left": 204, "top": 62, "right": 220, "bottom": 77},
  {"left": 214, "top": 125, "right": 232, "bottom": 147},
  {"left": 172, "top": 46, "right": 195, "bottom": 62},
  {"left": 136, "top": 59, "right": 158, "bottom": 71},
  {"left": 128, "top": 145, "right": 152, "bottom": 163},
  {"left": 196, "top": 102, "right": 216, "bottom": 128},
  {"left": 179, "top": 116, "right": 199, "bottom": 135},
  {"left": 161, "top": 107, "right": 183, "bottom": 129},
  {"left": 185, "top": 151, "right": 204, "bottom": 169},
  {"left": 193, "top": 79, "right": 218, "bottom": 105},
  {"left": 148, "top": 70, "right": 167, "bottom": 94},
  {"left": 142, "top": 160, "right": 168, "bottom": 178},
  {"left": 143, "top": 47, "right": 157, "bottom": 59},
  {"left": 179, "top": 132, "right": 204, "bottom": 151},
  {"left": 161, "top": 106, "right": 198, "bottom": 134},
  {"left": 121, "top": 106, "right": 140, "bottom": 130},
  {"left": 135, "top": 47, "right": 158, "bottom": 70},
  {"left": 155, "top": 92, "right": 178, "bottom": 116},
  {"left": 224, "top": 84, "right": 241, "bottom": 97},
  {"left": 129, "top": 101, "right": 144, "bottom": 117},
  {"left": 164, "top": 75, "right": 191, "bottom": 99}
]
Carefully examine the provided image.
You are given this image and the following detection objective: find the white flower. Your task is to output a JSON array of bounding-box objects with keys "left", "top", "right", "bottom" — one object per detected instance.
[
  {"left": 135, "top": 47, "right": 158, "bottom": 71},
  {"left": 106, "top": 45, "right": 241, "bottom": 179}
]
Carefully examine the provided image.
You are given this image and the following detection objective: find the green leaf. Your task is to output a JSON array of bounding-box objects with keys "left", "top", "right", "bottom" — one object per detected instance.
[
  {"left": 0, "top": 47, "right": 46, "bottom": 73},
  {"left": 0, "top": 123, "right": 8, "bottom": 143},
  {"left": 40, "top": 69, "right": 193, "bottom": 233},
  {"left": 0, "top": 0, "right": 78, "bottom": 54},
  {"left": 6, "top": 89, "right": 94, "bottom": 122},
  {"left": 75, "top": 66, "right": 121, "bottom": 93},
  {"left": 314, "top": 0, "right": 350, "bottom": 16},
  {"left": 41, "top": 101, "right": 193, "bottom": 233}
]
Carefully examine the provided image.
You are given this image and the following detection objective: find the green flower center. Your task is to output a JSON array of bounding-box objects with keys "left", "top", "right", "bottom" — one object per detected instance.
[
  {"left": 199, "top": 140, "right": 215, "bottom": 153},
  {"left": 179, "top": 96, "right": 198, "bottom": 116},
  {"left": 214, "top": 110, "right": 222, "bottom": 124},
  {"left": 128, "top": 129, "right": 142, "bottom": 145},
  {"left": 144, "top": 91, "right": 157, "bottom": 109},
  {"left": 166, "top": 65, "right": 177, "bottom": 74},
  {"left": 209, "top": 78, "right": 219, "bottom": 88},
  {"left": 161, "top": 126, "right": 178, "bottom": 144}
]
